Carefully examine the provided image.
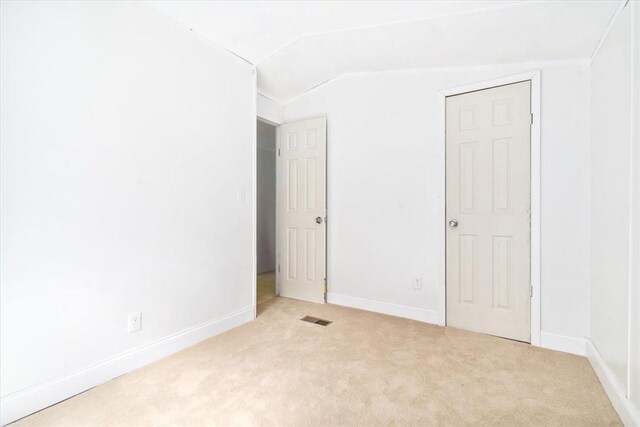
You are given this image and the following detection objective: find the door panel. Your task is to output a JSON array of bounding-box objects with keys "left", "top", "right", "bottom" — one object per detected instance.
[
  {"left": 446, "top": 81, "right": 531, "bottom": 342},
  {"left": 277, "top": 118, "right": 326, "bottom": 303}
]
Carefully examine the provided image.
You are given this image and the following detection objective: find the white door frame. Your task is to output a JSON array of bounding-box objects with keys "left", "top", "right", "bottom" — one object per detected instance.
[
  {"left": 255, "top": 111, "right": 284, "bottom": 315},
  {"left": 256, "top": 117, "right": 281, "bottom": 300},
  {"left": 438, "top": 71, "right": 541, "bottom": 346}
]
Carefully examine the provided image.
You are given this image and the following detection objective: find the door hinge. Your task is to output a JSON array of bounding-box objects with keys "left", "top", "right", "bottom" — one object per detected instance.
[
  {"left": 277, "top": 148, "right": 281, "bottom": 156},
  {"left": 530, "top": 113, "right": 534, "bottom": 125},
  {"left": 530, "top": 285, "right": 533, "bottom": 297},
  {"left": 323, "top": 278, "right": 328, "bottom": 303},
  {"left": 278, "top": 264, "right": 280, "bottom": 273}
]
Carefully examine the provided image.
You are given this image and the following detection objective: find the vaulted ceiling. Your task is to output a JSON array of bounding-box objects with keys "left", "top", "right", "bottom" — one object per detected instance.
[{"left": 149, "top": 0, "right": 620, "bottom": 103}]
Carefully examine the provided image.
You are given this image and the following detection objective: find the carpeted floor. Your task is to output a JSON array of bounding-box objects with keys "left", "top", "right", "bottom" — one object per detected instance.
[
  {"left": 256, "top": 271, "right": 276, "bottom": 305},
  {"left": 15, "top": 297, "right": 620, "bottom": 426}
]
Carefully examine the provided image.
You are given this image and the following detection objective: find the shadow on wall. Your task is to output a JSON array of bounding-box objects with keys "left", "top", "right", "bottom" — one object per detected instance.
[{"left": 257, "top": 120, "right": 277, "bottom": 273}]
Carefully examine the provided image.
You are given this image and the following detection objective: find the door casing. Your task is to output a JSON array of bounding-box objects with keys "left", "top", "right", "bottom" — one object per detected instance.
[
  {"left": 255, "top": 104, "right": 283, "bottom": 313},
  {"left": 439, "top": 71, "right": 541, "bottom": 346}
]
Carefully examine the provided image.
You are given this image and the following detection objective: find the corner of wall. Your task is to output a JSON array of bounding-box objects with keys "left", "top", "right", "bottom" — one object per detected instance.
[
  {"left": 0, "top": 307, "right": 254, "bottom": 426},
  {"left": 588, "top": 0, "right": 639, "bottom": 422},
  {"left": 257, "top": 93, "right": 285, "bottom": 125},
  {"left": 587, "top": 340, "right": 640, "bottom": 426},
  {"left": 539, "top": 332, "right": 588, "bottom": 356},
  {"left": 628, "top": 0, "right": 640, "bottom": 414}
]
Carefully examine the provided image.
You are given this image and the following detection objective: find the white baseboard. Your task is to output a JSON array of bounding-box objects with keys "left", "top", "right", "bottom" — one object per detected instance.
[
  {"left": 0, "top": 306, "right": 255, "bottom": 426},
  {"left": 327, "top": 292, "right": 441, "bottom": 325},
  {"left": 587, "top": 340, "right": 640, "bottom": 426},
  {"left": 539, "top": 331, "right": 588, "bottom": 356}
]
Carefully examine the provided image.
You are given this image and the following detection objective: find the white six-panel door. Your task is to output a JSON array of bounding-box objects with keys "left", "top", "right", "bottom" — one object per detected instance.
[
  {"left": 446, "top": 81, "right": 531, "bottom": 342},
  {"left": 277, "top": 118, "right": 327, "bottom": 303}
]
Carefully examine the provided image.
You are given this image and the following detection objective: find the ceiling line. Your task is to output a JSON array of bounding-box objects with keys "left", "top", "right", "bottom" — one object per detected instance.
[
  {"left": 257, "top": 90, "right": 286, "bottom": 106},
  {"left": 145, "top": 2, "right": 255, "bottom": 67},
  {"left": 255, "top": 0, "right": 538, "bottom": 66},
  {"left": 256, "top": 91, "right": 282, "bottom": 104},
  {"left": 277, "top": 57, "right": 592, "bottom": 106},
  {"left": 589, "top": 0, "right": 629, "bottom": 64}
]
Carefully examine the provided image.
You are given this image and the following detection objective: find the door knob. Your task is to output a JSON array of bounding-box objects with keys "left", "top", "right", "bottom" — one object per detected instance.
[
  {"left": 315, "top": 217, "right": 323, "bottom": 224},
  {"left": 448, "top": 219, "right": 458, "bottom": 228}
]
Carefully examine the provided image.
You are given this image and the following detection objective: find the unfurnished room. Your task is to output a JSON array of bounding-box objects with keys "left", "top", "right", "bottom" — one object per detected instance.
[{"left": 1, "top": 0, "right": 639, "bottom": 425}]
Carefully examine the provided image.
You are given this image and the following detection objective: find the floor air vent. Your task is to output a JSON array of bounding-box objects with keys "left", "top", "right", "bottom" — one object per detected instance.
[{"left": 301, "top": 316, "right": 332, "bottom": 326}]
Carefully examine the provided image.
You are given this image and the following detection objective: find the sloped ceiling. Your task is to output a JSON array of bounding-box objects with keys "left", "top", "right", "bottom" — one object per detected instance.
[
  {"left": 149, "top": 1, "right": 620, "bottom": 104},
  {"left": 147, "top": 1, "right": 526, "bottom": 63}
]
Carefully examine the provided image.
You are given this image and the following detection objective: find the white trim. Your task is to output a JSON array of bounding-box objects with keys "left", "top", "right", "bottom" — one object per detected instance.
[
  {"left": 252, "top": 67, "right": 259, "bottom": 317},
  {"left": 539, "top": 332, "right": 587, "bottom": 356},
  {"left": 327, "top": 292, "right": 441, "bottom": 325},
  {"left": 530, "top": 72, "right": 542, "bottom": 347},
  {"left": 438, "top": 91, "right": 447, "bottom": 328},
  {"left": 257, "top": 93, "right": 285, "bottom": 125},
  {"left": 275, "top": 125, "right": 280, "bottom": 297},
  {"left": 587, "top": 340, "right": 640, "bottom": 426},
  {"left": 626, "top": 0, "right": 639, "bottom": 404},
  {"left": 438, "top": 70, "right": 542, "bottom": 346},
  {"left": 0, "top": 307, "right": 255, "bottom": 426},
  {"left": 590, "top": 0, "right": 630, "bottom": 64},
  {"left": 349, "top": 59, "right": 589, "bottom": 81},
  {"left": 279, "top": 59, "right": 588, "bottom": 106}
]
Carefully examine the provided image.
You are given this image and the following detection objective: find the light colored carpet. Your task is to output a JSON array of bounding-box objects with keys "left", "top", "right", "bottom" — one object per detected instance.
[
  {"left": 256, "top": 271, "right": 276, "bottom": 305},
  {"left": 15, "top": 297, "right": 620, "bottom": 426}
]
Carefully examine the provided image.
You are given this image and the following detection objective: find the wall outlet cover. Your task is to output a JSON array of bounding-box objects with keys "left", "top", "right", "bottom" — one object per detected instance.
[{"left": 128, "top": 312, "right": 142, "bottom": 333}]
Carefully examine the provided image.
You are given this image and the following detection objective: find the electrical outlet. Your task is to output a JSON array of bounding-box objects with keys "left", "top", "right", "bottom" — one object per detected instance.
[
  {"left": 128, "top": 312, "right": 142, "bottom": 333},
  {"left": 413, "top": 277, "right": 422, "bottom": 290}
]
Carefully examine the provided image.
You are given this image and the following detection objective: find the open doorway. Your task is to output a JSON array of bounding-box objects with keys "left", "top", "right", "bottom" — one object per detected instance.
[{"left": 257, "top": 119, "right": 277, "bottom": 306}]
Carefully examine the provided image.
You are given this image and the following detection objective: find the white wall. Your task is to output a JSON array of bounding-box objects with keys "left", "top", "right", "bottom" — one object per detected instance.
[
  {"left": 589, "top": 2, "right": 640, "bottom": 422},
  {"left": 631, "top": 2, "right": 640, "bottom": 412},
  {"left": 257, "top": 94, "right": 284, "bottom": 125},
  {"left": 0, "top": 1, "right": 255, "bottom": 423},
  {"left": 285, "top": 63, "right": 592, "bottom": 347},
  {"left": 590, "top": 0, "right": 632, "bottom": 397},
  {"left": 257, "top": 120, "right": 277, "bottom": 274},
  {"left": 287, "top": 71, "right": 446, "bottom": 324}
]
